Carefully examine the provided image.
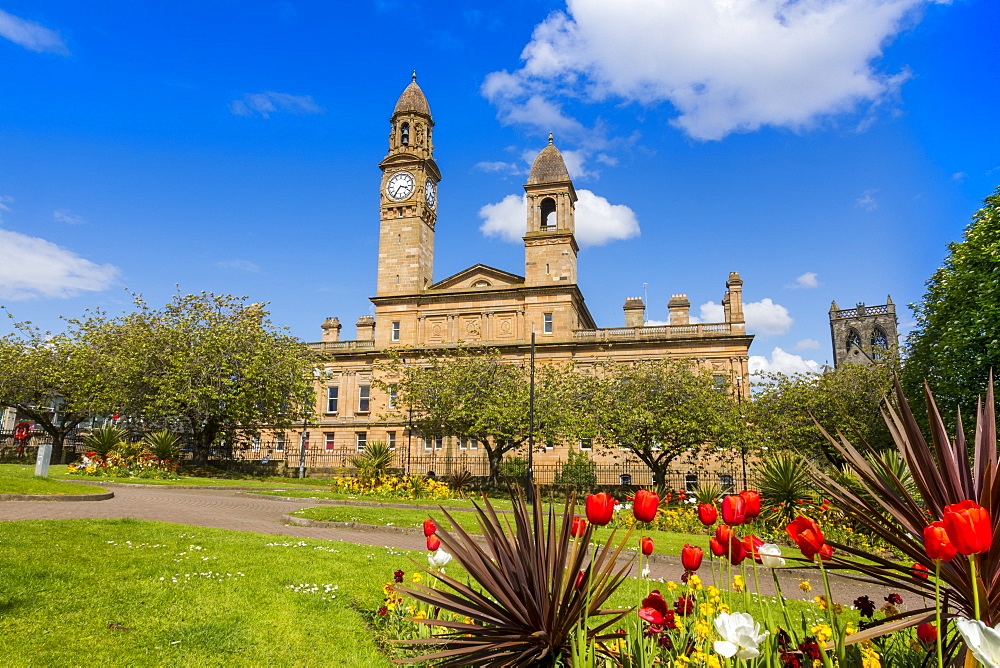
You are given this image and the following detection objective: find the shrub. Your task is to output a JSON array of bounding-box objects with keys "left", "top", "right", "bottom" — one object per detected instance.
[{"left": 553, "top": 447, "right": 597, "bottom": 490}]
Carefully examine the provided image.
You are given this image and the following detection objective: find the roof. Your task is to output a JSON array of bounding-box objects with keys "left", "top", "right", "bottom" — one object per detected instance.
[
  {"left": 393, "top": 75, "right": 431, "bottom": 116},
  {"left": 528, "top": 136, "right": 570, "bottom": 184}
]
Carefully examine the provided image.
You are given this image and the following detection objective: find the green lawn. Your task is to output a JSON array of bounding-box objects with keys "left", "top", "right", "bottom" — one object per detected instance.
[
  {"left": 251, "top": 488, "right": 517, "bottom": 509},
  {"left": 0, "top": 519, "right": 404, "bottom": 665},
  {"left": 0, "top": 464, "right": 108, "bottom": 495}
]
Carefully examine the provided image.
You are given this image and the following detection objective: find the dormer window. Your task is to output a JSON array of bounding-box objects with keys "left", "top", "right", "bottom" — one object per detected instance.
[{"left": 400, "top": 122, "right": 410, "bottom": 146}]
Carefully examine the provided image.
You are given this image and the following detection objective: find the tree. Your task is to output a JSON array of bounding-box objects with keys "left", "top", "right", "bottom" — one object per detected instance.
[
  {"left": 749, "top": 361, "right": 896, "bottom": 465},
  {"left": 104, "top": 293, "right": 317, "bottom": 466},
  {"left": 0, "top": 314, "right": 122, "bottom": 464},
  {"left": 586, "top": 358, "right": 737, "bottom": 486},
  {"left": 902, "top": 185, "right": 1000, "bottom": 429},
  {"left": 377, "top": 348, "right": 577, "bottom": 487}
]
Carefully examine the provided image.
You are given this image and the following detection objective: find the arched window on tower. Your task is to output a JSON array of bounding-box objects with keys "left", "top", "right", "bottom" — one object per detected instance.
[
  {"left": 871, "top": 326, "right": 889, "bottom": 360},
  {"left": 540, "top": 197, "right": 557, "bottom": 230},
  {"left": 400, "top": 122, "right": 410, "bottom": 146},
  {"left": 845, "top": 328, "right": 862, "bottom": 354}
]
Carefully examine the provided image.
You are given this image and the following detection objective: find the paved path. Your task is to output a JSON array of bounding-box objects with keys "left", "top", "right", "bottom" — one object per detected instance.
[{"left": 0, "top": 482, "right": 905, "bottom": 606}]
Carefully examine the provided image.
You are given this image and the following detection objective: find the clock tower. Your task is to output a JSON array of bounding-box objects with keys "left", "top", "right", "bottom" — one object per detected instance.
[{"left": 376, "top": 73, "right": 441, "bottom": 296}]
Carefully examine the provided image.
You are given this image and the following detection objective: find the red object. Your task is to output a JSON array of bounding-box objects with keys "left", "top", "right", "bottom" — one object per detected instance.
[
  {"left": 13, "top": 422, "right": 30, "bottom": 440},
  {"left": 681, "top": 544, "right": 703, "bottom": 571},
  {"left": 786, "top": 515, "right": 827, "bottom": 560},
  {"left": 638, "top": 590, "right": 670, "bottom": 625},
  {"left": 743, "top": 535, "right": 764, "bottom": 563},
  {"left": 571, "top": 516, "right": 588, "bottom": 537},
  {"left": 709, "top": 537, "right": 726, "bottom": 557},
  {"left": 739, "top": 490, "right": 762, "bottom": 521},
  {"left": 426, "top": 534, "right": 441, "bottom": 551},
  {"left": 911, "top": 562, "right": 930, "bottom": 579},
  {"left": 586, "top": 493, "right": 616, "bottom": 526},
  {"left": 575, "top": 570, "right": 586, "bottom": 589},
  {"left": 633, "top": 489, "right": 660, "bottom": 523},
  {"left": 697, "top": 503, "right": 718, "bottom": 526},
  {"left": 641, "top": 536, "right": 654, "bottom": 555},
  {"left": 423, "top": 519, "right": 437, "bottom": 537},
  {"left": 728, "top": 534, "right": 747, "bottom": 565},
  {"left": 924, "top": 521, "right": 958, "bottom": 562},
  {"left": 721, "top": 495, "right": 747, "bottom": 526},
  {"left": 943, "top": 500, "right": 993, "bottom": 555},
  {"left": 917, "top": 623, "right": 937, "bottom": 644}
]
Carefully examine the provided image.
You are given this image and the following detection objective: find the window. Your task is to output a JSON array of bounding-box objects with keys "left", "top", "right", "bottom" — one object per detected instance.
[
  {"left": 391, "top": 321, "right": 400, "bottom": 341},
  {"left": 540, "top": 197, "right": 556, "bottom": 229},
  {"left": 251, "top": 435, "right": 261, "bottom": 453},
  {"left": 301, "top": 433, "right": 310, "bottom": 450},
  {"left": 543, "top": 313, "right": 553, "bottom": 334},
  {"left": 545, "top": 440, "right": 554, "bottom": 450},
  {"left": 845, "top": 328, "right": 862, "bottom": 352},
  {"left": 275, "top": 433, "right": 285, "bottom": 452},
  {"left": 459, "top": 437, "right": 478, "bottom": 450},
  {"left": 387, "top": 431, "right": 396, "bottom": 449},
  {"left": 424, "top": 436, "right": 443, "bottom": 450},
  {"left": 871, "top": 326, "right": 889, "bottom": 360},
  {"left": 580, "top": 438, "right": 592, "bottom": 450},
  {"left": 325, "top": 433, "right": 336, "bottom": 451},
  {"left": 326, "top": 386, "right": 339, "bottom": 413},
  {"left": 357, "top": 384, "right": 371, "bottom": 413},
  {"left": 388, "top": 385, "right": 398, "bottom": 409},
  {"left": 545, "top": 263, "right": 550, "bottom": 275},
  {"left": 712, "top": 375, "right": 727, "bottom": 393},
  {"left": 356, "top": 432, "right": 367, "bottom": 452},
  {"left": 400, "top": 122, "right": 409, "bottom": 146}
]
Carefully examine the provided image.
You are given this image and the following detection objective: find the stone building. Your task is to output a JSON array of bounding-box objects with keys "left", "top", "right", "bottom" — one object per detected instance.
[
  {"left": 277, "top": 76, "right": 754, "bottom": 482},
  {"left": 828, "top": 297, "right": 899, "bottom": 367}
]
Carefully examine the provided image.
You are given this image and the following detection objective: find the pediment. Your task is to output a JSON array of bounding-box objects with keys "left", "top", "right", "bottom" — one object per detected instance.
[{"left": 430, "top": 264, "right": 525, "bottom": 291}]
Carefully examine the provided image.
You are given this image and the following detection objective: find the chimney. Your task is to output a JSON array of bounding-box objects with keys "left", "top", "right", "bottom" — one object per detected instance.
[
  {"left": 724, "top": 272, "right": 745, "bottom": 328},
  {"left": 668, "top": 294, "right": 691, "bottom": 325},
  {"left": 623, "top": 297, "right": 645, "bottom": 327},
  {"left": 321, "top": 317, "right": 342, "bottom": 342},
  {"left": 356, "top": 315, "right": 376, "bottom": 341}
]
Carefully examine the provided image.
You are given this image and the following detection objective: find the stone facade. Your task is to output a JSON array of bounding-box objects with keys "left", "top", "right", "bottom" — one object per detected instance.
[
  {"left": 828, "top": 297, "right": 899, "bottom": 367},
  {"left": 275, "top": 77, "right": 754, "bottom": 480}
]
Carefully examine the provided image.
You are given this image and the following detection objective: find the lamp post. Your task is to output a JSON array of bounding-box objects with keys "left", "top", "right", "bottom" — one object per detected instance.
[
  {"left": 297, "top": 410, "right": 309, "bottom": 479},
  {"left": 735, "top": 375, "right": 748, "bottom": 490},
  {"left": 527, "top": 328, "right": 536, "bottom": 506}
]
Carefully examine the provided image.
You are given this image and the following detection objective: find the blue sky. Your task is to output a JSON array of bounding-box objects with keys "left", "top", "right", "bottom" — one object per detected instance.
[{"left": 1, "top": 0, "right": 997, "bottom": 374}]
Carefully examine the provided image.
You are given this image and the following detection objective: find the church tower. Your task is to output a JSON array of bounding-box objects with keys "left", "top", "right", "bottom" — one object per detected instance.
[
  {"left": 376, "top": 74, "right": 441, "bottom": 296},
  {"left": 524, "top": 135, "right": 578, "bottom": 286},
  {"left": 829, "top": 296, "right": 899, "bottom": 367}
]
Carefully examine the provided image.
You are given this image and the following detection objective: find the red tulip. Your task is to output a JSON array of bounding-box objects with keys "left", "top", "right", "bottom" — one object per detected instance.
[
  {"left": 638, "top": 590, "right": 670, "bottom": 625},
  {"left": 633, "top": 489, "right": 660, "bottom": 523},
  {"left": 681, "top": 544, "right": 703, "bottom": 571},
  {"left": 697, "top": 503, "right": 718, "bottom": 526},
  {"left": 743, "top": 535, "right": 764, "bottom": 564},
  {"left": 715, "top": 523, "right": 733, "bottom": 544},
  {"left": 709, "top": 537, "right": 726, "bottom": 557},
  {"left": 426, "top": 534, "right": 441, "bottom": 551},
  {"left": 943, "top": 500, "right": 993, "bottom": 555},
  {"left": 571, "top": 516, "right": 588, "bottom": 538},
  {"left": 575, "top": 570, "right": 586, "bottom": 589},
  {"left": 739, "top": 490, "right": 762, "bottom": 521},
  {"left": 786, "top": 515, "right": 827, "bottom": 560},
  {"left": 641, "top": 536, "right": 654, "bottom": 555},
  {"left": 728, "top": 534, "right": 747, "bottom": 565},
  {"left": 917, "top": 623, "right": 937, "bottom": 644},
  {"left": 586, "top": 493, "right": 617, "bottom": 526},
  {"left": 923, "top": 521, "right": 958, "bottom": 562},
  {"left": 423, "top": 519, "right": 437, "bottom": 537},
  {"left": 911, "top": 563, "right": 930, "bottom": 580},
  {"left": 721, "top": 494, "right": 747, "bottom": 526}
]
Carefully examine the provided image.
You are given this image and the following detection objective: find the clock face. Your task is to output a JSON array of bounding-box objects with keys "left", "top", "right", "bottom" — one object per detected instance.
[
  {"left": 425, "top": 179, "right": 437, "bottom": 208},
  {"left": 386, "top": 172, "right": 415, "bottom": 200}
]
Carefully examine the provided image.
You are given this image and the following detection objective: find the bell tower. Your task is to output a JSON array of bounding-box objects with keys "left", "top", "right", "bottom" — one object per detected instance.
[
  {"left": 376, "top": 73, "right": 441, "bottom": 296},
  {"left": 524, "top": 134, "right": 578, "bottom": 286}
]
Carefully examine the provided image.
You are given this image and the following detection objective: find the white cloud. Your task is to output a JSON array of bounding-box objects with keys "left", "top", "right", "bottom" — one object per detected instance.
[
  {"left": 216, "top": 259, "right": 260, "bottom": 272},
  {"left": 478, "top": 189, "right": 639, "bottom": 247},
  {"left": 750, "top": 347, "right": 822, "bottom": 375},
  {"left": 745, "top": 298, "right": 793, "bottom": 335},
  {"left": 951, "top": 172, "right": 968, "bottom": 182},
  {"left": 0, "top": 9, "right": 68, "bottom": 55},
  {"left": 0, "top": 195, "right": 12, "bottom": 212},
  {"left": 786, "top": 271, "right": 819, "bottom": 289},
  {"left": 53, "top": 209, "right": 85, "bottom": 225},
  {"left": 230, "top": 91, "right": 322, "bottom": 118},
  {"left": 474, "top": 161, "right": 522, "bottom": 175},
  {"left": 484, "top": 0, "right": 931, "bottom": 141},
  {"left": 795, "top": 338, "right": 821, "bottom": 350},
  {"left": 856, "top": 189, "right": 878, "bottom": 211},
  {"left": 692, "top": 301, "right": 725, "bottom": 323},
  {"left": 0, "top": 228, "right": 119, "bottom": 300}
]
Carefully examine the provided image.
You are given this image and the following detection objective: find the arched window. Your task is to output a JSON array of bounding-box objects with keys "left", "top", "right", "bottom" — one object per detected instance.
[
  {"left": 871, "top": 326, "right": 889, "bottom": 360},
  {"left": 845, "top": 328, "right": 862, "bottom": 353},
  {"left": 540, "top": 197, "right": 556, "bottom": 230},
  {"left": 400, "top": 122, "right": 410, "bottom": 146}
]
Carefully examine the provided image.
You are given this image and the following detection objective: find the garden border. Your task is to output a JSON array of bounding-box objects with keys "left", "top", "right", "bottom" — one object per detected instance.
[{"left": 0, "top": 490, "right": 114, "bottom": 502}]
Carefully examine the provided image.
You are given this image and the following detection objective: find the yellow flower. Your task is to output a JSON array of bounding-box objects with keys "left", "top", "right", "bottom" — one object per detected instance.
[
  {"left": 706, "top": 586, "right": 720, "bottom": 598},
  {"left": 717, "top": 603, "right": 731, "bottom": 614},
  {"left": 411, "top": 572, "right": 423, "bottom": 583},
  {"left": 704, "top": 655, "right": 722, "bottom": 668},
  {"left": 694, "top": 620, "right": 711, "bottom": 637},
  {"left": 666, "top": 581, "right": 678, "bottom": 591},
  {"left": 414, "top": 610, "right": 428, "bottom": 619},
  {"left": 831, "top": 603, "right": 845, "bottom": 615},
  {"left": 732, "top": 575, "right": 744, "bottom": 592},
  {"left": 813, "top": 595, "right": 828, "bottom": 610},
  {"left": 845, "top": 623, "right": 857, "bottom": 636},
  {"left": 383, "top": 583, "right": 395, "bottom": 594},
  {"left": 811, "top": 623, "right": 833, "bottom": 643},
  {"left": 699, "top": 603, "right": 715, "bottom": 617},
  {"left": 860, "top": 644, "right": 881, "bottom": 668},
  {"left": 880, "top": 603, "right": 899, "bottom": 617},
  {"left": 799, "top": 580, "right": 813, "bottom": 592},
  {"left": 688, "top": 574, "right": 703, "bottom": 589}
]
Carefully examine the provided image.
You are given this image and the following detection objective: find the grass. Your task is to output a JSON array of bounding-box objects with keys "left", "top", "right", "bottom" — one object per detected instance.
[
  {"left": 0, "top": 464, "right": 108, "bottom": 495},
  {"left": 251, "top": 488, "right": 517, "bottom": 509},
  {"left": 0, "top": 518, "right": 407, "bottom": 666}
]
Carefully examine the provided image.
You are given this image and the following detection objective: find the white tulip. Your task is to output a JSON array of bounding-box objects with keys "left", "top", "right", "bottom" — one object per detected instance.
[
  {"left": 428, "top": 549, "right": 452, "bottom": 572},
  {"left": 956, "top": 618, "right": 1000, "bottom": 668},
  {"left": 758, "top": 543, "right": 786, "bottom": 568},
  {"left": 641, "top": 565, "right": 650, "bottom": 579},
  {"left": 713, "top": 612, "right": 769, "bottom": 660}
]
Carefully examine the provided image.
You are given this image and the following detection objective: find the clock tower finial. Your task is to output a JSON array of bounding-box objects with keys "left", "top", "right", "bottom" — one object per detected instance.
[
  {"left": 548, "top": 132, "right": 553, "bottom": 145},
  {"left": 412, "top": 70, "right": 417, "bottom": 82}
]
